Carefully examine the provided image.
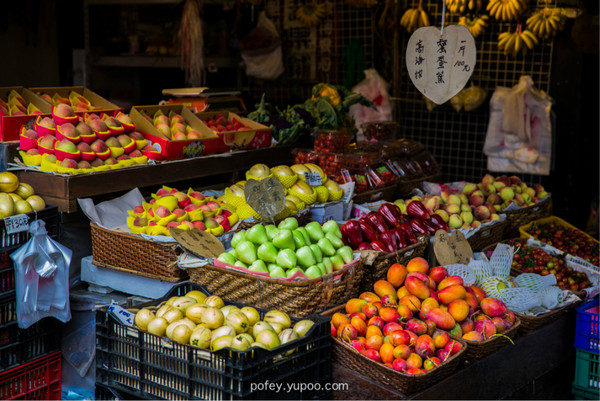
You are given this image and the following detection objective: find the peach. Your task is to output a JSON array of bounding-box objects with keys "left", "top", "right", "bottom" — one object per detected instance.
[
  {"left": 38, "top": 135, "right": 57, "bottom": 150},
  {"left": 90, "top": 139, "right": 108, "bottom": 153},
  {"left": 76, "top": 122, "right": 93, "bottom": 136},
  {"left": 438, "top": 275, "right": 464, "bottom": 291},
  {"left": 89, "top": 119, "right": 108, "bottom": 133},
  {"left": 77, "top": 142, "right": 92, "bottom": 152},
  {"left": 54, "top": 103, "right": 74, "bottom": 117},
  {"left": 415, "top": 334, "right": 435, "bottom": 358},
  {"left": 404, "top": 275, "right": 431, "bottom": 300},
  {"left": 406, "top": 257, "right": 429, "bottom": 274},
  {"left": 90, "top": 158, "right": 104, "bottom": 167},
  {"left": 60, "top": 158, "right": 77, "bottom": 169},
  {"left": 55, "top": 138, "right": 78, "bottom": 153},
  {"left": 129, "top": 149, "right": 143, "bottom": 158},
  {"left": 437, "top": 285, "right": 466, "bottom": 305},
  {"left": 22, "top": 129, "right": 38, "bottom": 140},
  {"left": 26, "top": 149, "right": 39, "bottom": 155},
  {"left": 155, "top": 205, "right": 171, "bottom": 218},
  {"left": 192, "top": 221, "right": 206, "bottom": 230},
  {"left": 426, "top": 308, "right": 456, "bottom": 330},
  {"left": 447, "top": 299, "right": 469, "bottom": 322},
  {"left": 77, "top": 160, "right": 91, "bottom": 169}
]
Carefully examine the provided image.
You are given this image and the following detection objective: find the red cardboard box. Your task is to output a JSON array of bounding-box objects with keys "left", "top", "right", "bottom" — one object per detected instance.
[
  {"left": 0, "top": 87, "right": 52, "bottom": 141},
  {"left": 196, "top": 111, "right": 272, "bottom": 153},
  {"left": 129, "top": 105, "right": 220, "bottom": 160},
  {"left": 29, "top": 86, "right": 121, "bottom": 115}
]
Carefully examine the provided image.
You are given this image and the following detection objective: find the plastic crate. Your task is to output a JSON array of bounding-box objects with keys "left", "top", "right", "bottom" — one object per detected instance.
[
  {"left": 0, "top": 206, "right": 60, "bottom": 250},
  {"left": 572, "top": 383, "right": 600, "bottom": 400},
  {"left": 0, "top": 296, "right": 16, "bottom": 326},
  {"left": 0, "top": 318, "right": 62, "bottom": 372},
  {"left": 96, "top": 283, "right": 332, "bottom": 400},
  {"left": 0, "top": 266, "right": 15, "bottom": 293},
  {"left": 95, "top": 382, "right": 139, "bottom": 401},
  {"left": 572, "top": 349, "right": 600, "bottom": 398},
  {"left": 0, "top": 351, "right": 61, "bottom": 400},
  {"left": 575, "top": 299, "right": 600, "bottom": 354}
]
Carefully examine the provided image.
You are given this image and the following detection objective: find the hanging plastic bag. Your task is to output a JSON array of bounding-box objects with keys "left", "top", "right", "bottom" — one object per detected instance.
[
  {"left": 483, "top": 76, "right": 553, "bottom": 175},
  {"left": 239, "top": 11, "right": 284, "bottom": 80},
  {"left": 349, "top": 68, "right": 393, "bottom": 135},
  {"left": 11, "top": 220, "right": 72, "bottom": 329}
]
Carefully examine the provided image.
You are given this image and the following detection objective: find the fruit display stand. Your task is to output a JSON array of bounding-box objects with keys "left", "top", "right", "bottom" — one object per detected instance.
[
  {"left": 572, "top": 299, "right": 599, "bottom": 399},
  {"left": 11, "top": 145, "right": 297, "bottom": 213}
]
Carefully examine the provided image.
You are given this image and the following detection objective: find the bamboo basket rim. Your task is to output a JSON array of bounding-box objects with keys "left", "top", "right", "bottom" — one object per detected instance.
[
  {"left": 91, "top": 258, "right": 186, "bottom": 282},
  {"left": 450, "top": 316, "right": 520, "bottom": 360},
  {"left": 90, "top": 221, "right": 180, "bottom": 248}
]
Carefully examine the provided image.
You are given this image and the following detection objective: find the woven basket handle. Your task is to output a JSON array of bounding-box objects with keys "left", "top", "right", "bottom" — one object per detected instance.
[{"left": 320, "top": 274, "right": 334, "bottom": 307}]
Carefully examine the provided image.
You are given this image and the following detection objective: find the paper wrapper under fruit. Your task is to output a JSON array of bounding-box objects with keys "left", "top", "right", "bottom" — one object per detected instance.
[
  {"left": 80, "top": 151, "right": 96, "bottom": 162},
  {"left": 208, "top": 225, "right": 225, "bottom": 236},
  {"left": 328, "top": 189, "right": 344, "bottom": 202},
  {"left": 142, "top": 149, "right": 163, "bottom": 161},
  {"left": 40, "top": 155, "right": 58, "bottom": 172},
  {"left": 118, "top": 158, "right": 136, "bottom": 167},
  {"left": 80, "top": 132, "right": 97, "bottom": 144},
  {"left": 154, "top": 213, "right": 177, "bottom": 227},
  {"left": 289, "top": 186, "right": 317, "bottom": 205},
  {"left": 236, "top": 203, "right": 262, "bottom": 220},
  {"left": 56, "top": 164, "right": 80, "bottom": 174},
  {"left": 120, "top": 139, "right": 136, "bottom": 154},
  {"left": 34, "top": 116, "right": 56, "bottom": 136},
  {"left": 186, "top": 208, "right": 204, "bottom": 222},
  {"left": 314, "top": 186, "right": 329, "bottom": 203},
  {"left": 147, "top": 224, "right": 170, "bottom": 236},
  {"left": 135, "top": 138, "right": 148, "bottom": 150},
  {"left": 274, "top": 173, "right": 298, "bottom": 189},
  {"left": 126, "top": 216, "right": 147, "bottom": 234},
  {"left": 245, "top": 171, "right": 274, "bottom": 181},
  {"left": 115, "top": 111, "right": 135, "bottom": 133},
  {"left": 227, "top": 212, "right": 239, "bottom": 227},
  {"left": 19, "top": 151, "right": 42, "bottom": 166},
  {"left": 54, "top": 148, "right": 81, "bottom": 162},
  {"left": 51, "top": 106, "right": 78, "bottom": 126},
  {"left": 56, "top": 126, "right": 82, "bottom": 144},
  {"left": 94, "top": 148, "right": 111, "bottom": 161},
  {"left": 186, "top": 189, "right": 208, "bottom": 206},
  {"left": 95, "top": 130, "right": 111, "bottom": 141},
  {"left": 109, "top": 147, "right": 125, "bottom": 159},
  {"left": 223, "top": 187, "right": 245, "bottom": 207}
]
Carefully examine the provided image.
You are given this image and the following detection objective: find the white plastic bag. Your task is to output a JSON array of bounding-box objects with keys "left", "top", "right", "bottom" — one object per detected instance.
[
  {"left": 11, "top": 220, "right": 72, "bottom": 328},
  {"left": 239, "top": 11, "right": 284, "bottom": 80},
  {"left": 483, "top": 76, "right": 553, "bottom": 175},
  {"left": 349, "top": 69, "right": 393, "bottom": 134}
]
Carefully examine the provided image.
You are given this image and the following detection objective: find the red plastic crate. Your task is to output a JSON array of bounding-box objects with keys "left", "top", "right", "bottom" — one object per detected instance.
[{"left": 0, "top": 351, "right": 61, "bottom": 400}]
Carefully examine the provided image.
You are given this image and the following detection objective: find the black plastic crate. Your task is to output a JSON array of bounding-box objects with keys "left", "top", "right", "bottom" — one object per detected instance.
[
  {"left": 96, "top": 283, "right": 332, "bottom": 400},
  {"left": 0, "top": 296, "right": 16, "bottom": 326},
  {"left": 0, "top": 265, "right": 15, "bottom": 294},
  {"left": 0, "top": 205, "right": 60, "bottom": 251},
  {"left": 0, "top": 318, "right": 61, "bottom": 372},
  {"left": 95, "top": 382, "right": 142, "bottom": 401}
]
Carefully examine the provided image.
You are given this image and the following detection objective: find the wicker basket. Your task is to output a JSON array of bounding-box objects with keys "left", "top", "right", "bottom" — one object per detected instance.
[
  {"left": 331, "top": 336, "right": 466, "bottom": 395},
  {"left": 395, "top": 172, "right": 443, "bottom": 199},
  {"left": 187, "top": 259, "right": 364, "bottom": 318},
  {"left": 465, "top": 219, "right": 506, "bottom": 252},
  {"left": 515, "top": 298, "right": 582, "bottom": 334},
  {"left": 451, "top": 317, "right": 520, "bottom": 361},
  {"left": 502, "top": 196, "right": 553, "bottom": 239},
  {"left": 359, "top": 236, "right": 429, "bottom": 293},
  {"left": 353, "top": 184, "right": 397, "bottom": 205},
  {"left": 90, "top": 222, "right": 186, "bottom": 282}
]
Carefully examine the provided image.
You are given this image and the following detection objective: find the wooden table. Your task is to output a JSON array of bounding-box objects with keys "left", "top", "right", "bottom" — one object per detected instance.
[
  {"left": 331, "top": 311, "right": 577, "bottom": 400},
  {"left": 14, "top": 146, "right": 295, "bottom": 213}
]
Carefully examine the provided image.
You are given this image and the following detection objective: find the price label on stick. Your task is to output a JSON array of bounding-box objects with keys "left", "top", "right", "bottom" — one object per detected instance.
[
  {"left": 244, "top": 177, "right": 286, "bottom": 221},
  {"left": 304, "top": 172, "right": 322, "bottom": 186},
  {"left": 171, "top": 228, "right": 225, "bottom": 259},
  {"left": 406, "top": 25, "right": 476, "bottom": 105}
]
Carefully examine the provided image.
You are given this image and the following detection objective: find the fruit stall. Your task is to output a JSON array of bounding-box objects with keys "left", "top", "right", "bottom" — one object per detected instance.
[{"left": 0, "top": 0, "right": 598, "bottom": 400}]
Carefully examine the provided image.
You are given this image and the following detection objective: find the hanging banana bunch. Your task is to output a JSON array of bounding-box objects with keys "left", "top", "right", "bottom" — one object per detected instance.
[
  {"left": 446, "top": 0, "right": 467, "bottom": 14},
  {"left": 486, "top": 0, "right": 527, "bottom": 22},
  {"left": 497, "top": 24, "right": 539, "bottom": 57},
  {"left": 296, "top": 1, "right": 331, "bottom": 27},
  {"left": 400, "top": 0, "right": 430, "bottom": 33},
  {"left": 459, "top": 15, "right": 489, "bottom": 38},
  {"left": 345, "top": 0, "right": 378, "bottom": 7},
  {"left": 526, "top": 7, "right": 566, "bottom": 39}
]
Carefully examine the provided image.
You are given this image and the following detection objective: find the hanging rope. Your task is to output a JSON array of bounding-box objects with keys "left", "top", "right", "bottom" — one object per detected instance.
[{"left": 179, "top": 0, "right": 205, "bottom": 86}]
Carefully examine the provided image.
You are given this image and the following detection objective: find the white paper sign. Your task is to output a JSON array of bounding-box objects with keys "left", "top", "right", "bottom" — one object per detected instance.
[
  {"left": 304, "top": 172, "right": 322, "bottom": 186},
  {"left": 3, "top": 214, "right": 29, "bottom": 235},
  {"left": 406, "top": 25, "right": 476, "bottom": 105}
]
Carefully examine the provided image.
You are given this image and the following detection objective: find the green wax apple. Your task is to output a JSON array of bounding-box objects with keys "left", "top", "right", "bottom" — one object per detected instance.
[
  {"left": 217, "top": 252, "right": 236, "bottom": 265},
  {"left": 292, "top": 229, "right": 307, "bottom": 248},
  {"left": 296, "top": 246, "right": 316, "bottom": 268},
  {"left": 265, "top": 225, "right": 279, "bottom": 241},
  {"left": 278, "top": 217, "right": 299, "bottom": 231},
  {"left": 322, "top": 220, "right": 342, "bottom": 238},
  {"left": 257, "top": 242, "right": 278, "bottom": 264},
  {"left": 336, "top": 245, "right": 354, "bottom": 264},
  {"left": 248, "top": 259, "right": 268, "bottom": 273},
  {"left": 234, "top": 260, "right": 248, "bottom": 268},
  {"left": 305, "top": 221, "right": 325, "bottom": 242},
  {"left": 317, "top": 237, "right": 336, "bottom": 256},
  {"left": 304, "top": 265, "right": 323, "bottom": 279},
  {"left": 326, "top": 232, "right": 344, "bottom": 249},
  {"left": 276, "top": 249, "right": 297, "bottom": 269},
  {"left": 245, "top": 224, "right": 268, "bottom": 245},
  {"left": 235, "top": 240, "right": 257, "bottom": 264},
  {"left": 297, "top": 227, "right": 311, "bottom": 245},
  {"left": 317, "top": 262, "right": 329, "bottom": 275},
  {"left": 228, "top": 249, "right": 238, "bottom": 259},
  {"left": 286, "top": 267, "right": 303, "bottom": 278},
  {"left": 273, "top": 229, "right": 295, "bottom": 250},
  {"left": 269, "top": 266, "right": 287, "bottom": 278},
  {"left": 322, "top": 257, "right": 333, "bottom": 274},
  {"left": 330, "top": 254, "right": 345, "bottom": 270},
  {"left": 230, "top": 231, "right": 246, "bottom": 249},
  {"left": 309, "top": 244, "right": 323, "bottom": 263}
]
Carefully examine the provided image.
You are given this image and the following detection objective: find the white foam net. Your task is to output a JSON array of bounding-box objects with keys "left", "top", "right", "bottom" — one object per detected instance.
[
  {"left": 480, "top": 276, "right": 514, "bottom": 298},
  {"left": 445, "top": 264, "right": 477, "bottom": 287},
  {"left": 495, "top": 287, "right": 542, "bottom": 312},
  {"left": 514, "top": 273, "right": 557, "bottom": 293},
  {"left": 489, "top": 243, "right": 514, "bottom": 278},
  {"left": 469, "top": 259, "right": 494, "bottom": 284},
  {"left": 539, "top": 285, "right": 565, "bottom": 309}
]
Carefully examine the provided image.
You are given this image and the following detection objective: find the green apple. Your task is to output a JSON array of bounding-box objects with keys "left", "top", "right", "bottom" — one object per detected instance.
[
  {"left": 234, "top": 260, "right": 248, "bottom": 268},
  {"left": 217, "top": 252, "right": 236, "bottom": 265},
  {"left": 269, "top": 265, "right": 286, "bottom": 278},
  {"left": 248, "top": 259, "right": 268, "bottom": 273},
  {"left": 330, "top": 254, "right": 345, "bottom": 270},
  {"left": 273, "top": 229, "right": 295, "bottom": 250},
  {"left": 322, "top": 257, "right": 333, "bottom": 274},
  {"left": 336, "top": 245, "right": 354, "bottom": 264},
  {"left": 230, "top": 231, "right": 246, "bottom": 249},
  {"left": 292, "top": 229, "right": 307, "bottom": 248},
  {"left": 304, "top": 265, "right": 323, "bottom": 279},
  {"left": 235, "top": 240, "right": 257, "bottom": 264},
  {"left": 265, "top": 225, "right": 279, "bottom": 241},
  {"left": 257, "top": 242, "right": 278, "bottom": 264},
  {"left": 245, "top": 224, "right": 268, "bottom": 245},
  {"left": 309, "top": 244, "right": 322, "bottom": 263},
  {"left": 228, "top": 249, "right": 238, "bottom": 259},
  {"left": 286, "top": 267, "right": 303, "bottom": 278},
  {"left": 317, "top": 262, "right": 328, "bottom": 275},
  {"left": 305, "top": 221, "right": 325, "bottom": 242},
  {"left": 297, "top": 227, "right": 311, "bottom": 246},
  {"left": 322, "top": 220, "right": 342, "bottom": 238},
  {"left": 317, "top": 237, "right": 336, "bottom": 256},
  {"left": 278, "top": 217, "right": 299, "bottom": 231},
  {"left": 276, "top": 249, "right": 297, "bottom": 269},
  {"left": 325, "top": 232, "right": 344, "bottom": 249},
  {"left": 296, "top": 246, "right": 316, "bottom": 268}
]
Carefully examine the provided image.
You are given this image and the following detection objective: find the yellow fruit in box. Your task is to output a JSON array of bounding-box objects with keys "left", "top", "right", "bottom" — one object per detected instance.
[
  {"left": 223, "top": 183, "right": 246, "bottom": 207},
  {"left": 304, "top": 163, "right": 328, "bottom": 184},
  {"left": 154, "top": 196, "right": 179, "bottom": 212},
  {"left": 274, "top": 206, "right": 291, "bottom": 221},
  {"left": 236, "top": 202, "right": 261, "bottom": 220},
  {"left": 271, "top": 165, "right": 298, "bottom": 188},
  {"left": 289, "top": 181, "right": 317, "bottom": 205},
  {"left": 245, "top": 163, "right": 272, "bottom": 181},
  {"left": 285, "top": 195, "right": 305, "bottom": 212},
  {"left": 284, "top": 199, "right": 298, "bottom": 214},
  {"left": 155, "top": 213, "right": 177, "bottom": 227},
  {"left": 0, "top": 172, "right": 19, "bottom": 193},
  {"left": 314, "top": 185, "right": 329, "bottom": 203},
  {"left": 325, "top": 179, "right": 344, "bottom": 201},
  {"left": 290, "top": 164, "right": 311, "bottom": 182}
]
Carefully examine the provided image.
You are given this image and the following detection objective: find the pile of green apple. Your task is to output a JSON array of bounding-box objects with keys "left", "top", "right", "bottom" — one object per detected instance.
[{"left": 216, "top": 217, "right": 355, "bottom": 279}]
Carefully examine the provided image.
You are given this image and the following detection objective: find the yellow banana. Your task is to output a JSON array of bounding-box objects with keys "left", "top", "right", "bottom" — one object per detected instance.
[
  {"left": 520, "top": 32, "right": 533, "bottom": 50},
  {"left": 420, "top": 10, "right": 430, "bottom": 27}
]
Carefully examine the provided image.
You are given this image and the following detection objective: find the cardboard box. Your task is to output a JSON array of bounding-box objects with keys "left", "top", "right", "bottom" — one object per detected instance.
[
  {"left": 129, "top": 104, "right": 220, "bottom": 160},
  {"left": 196, "top": 111, "right": 271, "bottom": 153},
  {"left": 29, "top": 86, "right": 120, "bottom": 115},
  {"left": 0, "top": 86, "right": 52, "bottom": 141}
]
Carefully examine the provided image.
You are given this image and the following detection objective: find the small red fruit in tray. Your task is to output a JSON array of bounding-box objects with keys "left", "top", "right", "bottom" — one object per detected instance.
[{"left": 204, "top": 115, "right": 250, "bottom": 133}]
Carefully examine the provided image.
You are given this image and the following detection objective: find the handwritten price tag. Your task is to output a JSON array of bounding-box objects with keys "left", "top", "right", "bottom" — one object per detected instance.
[
  {"left": 3, "top": 214, "right": 29, "bottom": 235},
  {"left": 304, "top": 172, "right": 322, "bottom": 186},
  {"left": 244, "top": 177, "right": 285, "bottom": 221},
  {"left": 433, "top": 230, "right": 473, "bottom": 265},
  {"left": 108, "top": 303, "right": 134, "bottom": 327},
  {"left": 406, "top": 25, "right": 476, "bottom": 105},
  {"left": 171, "top": 228, "right": 225, "bottom": 258}
]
